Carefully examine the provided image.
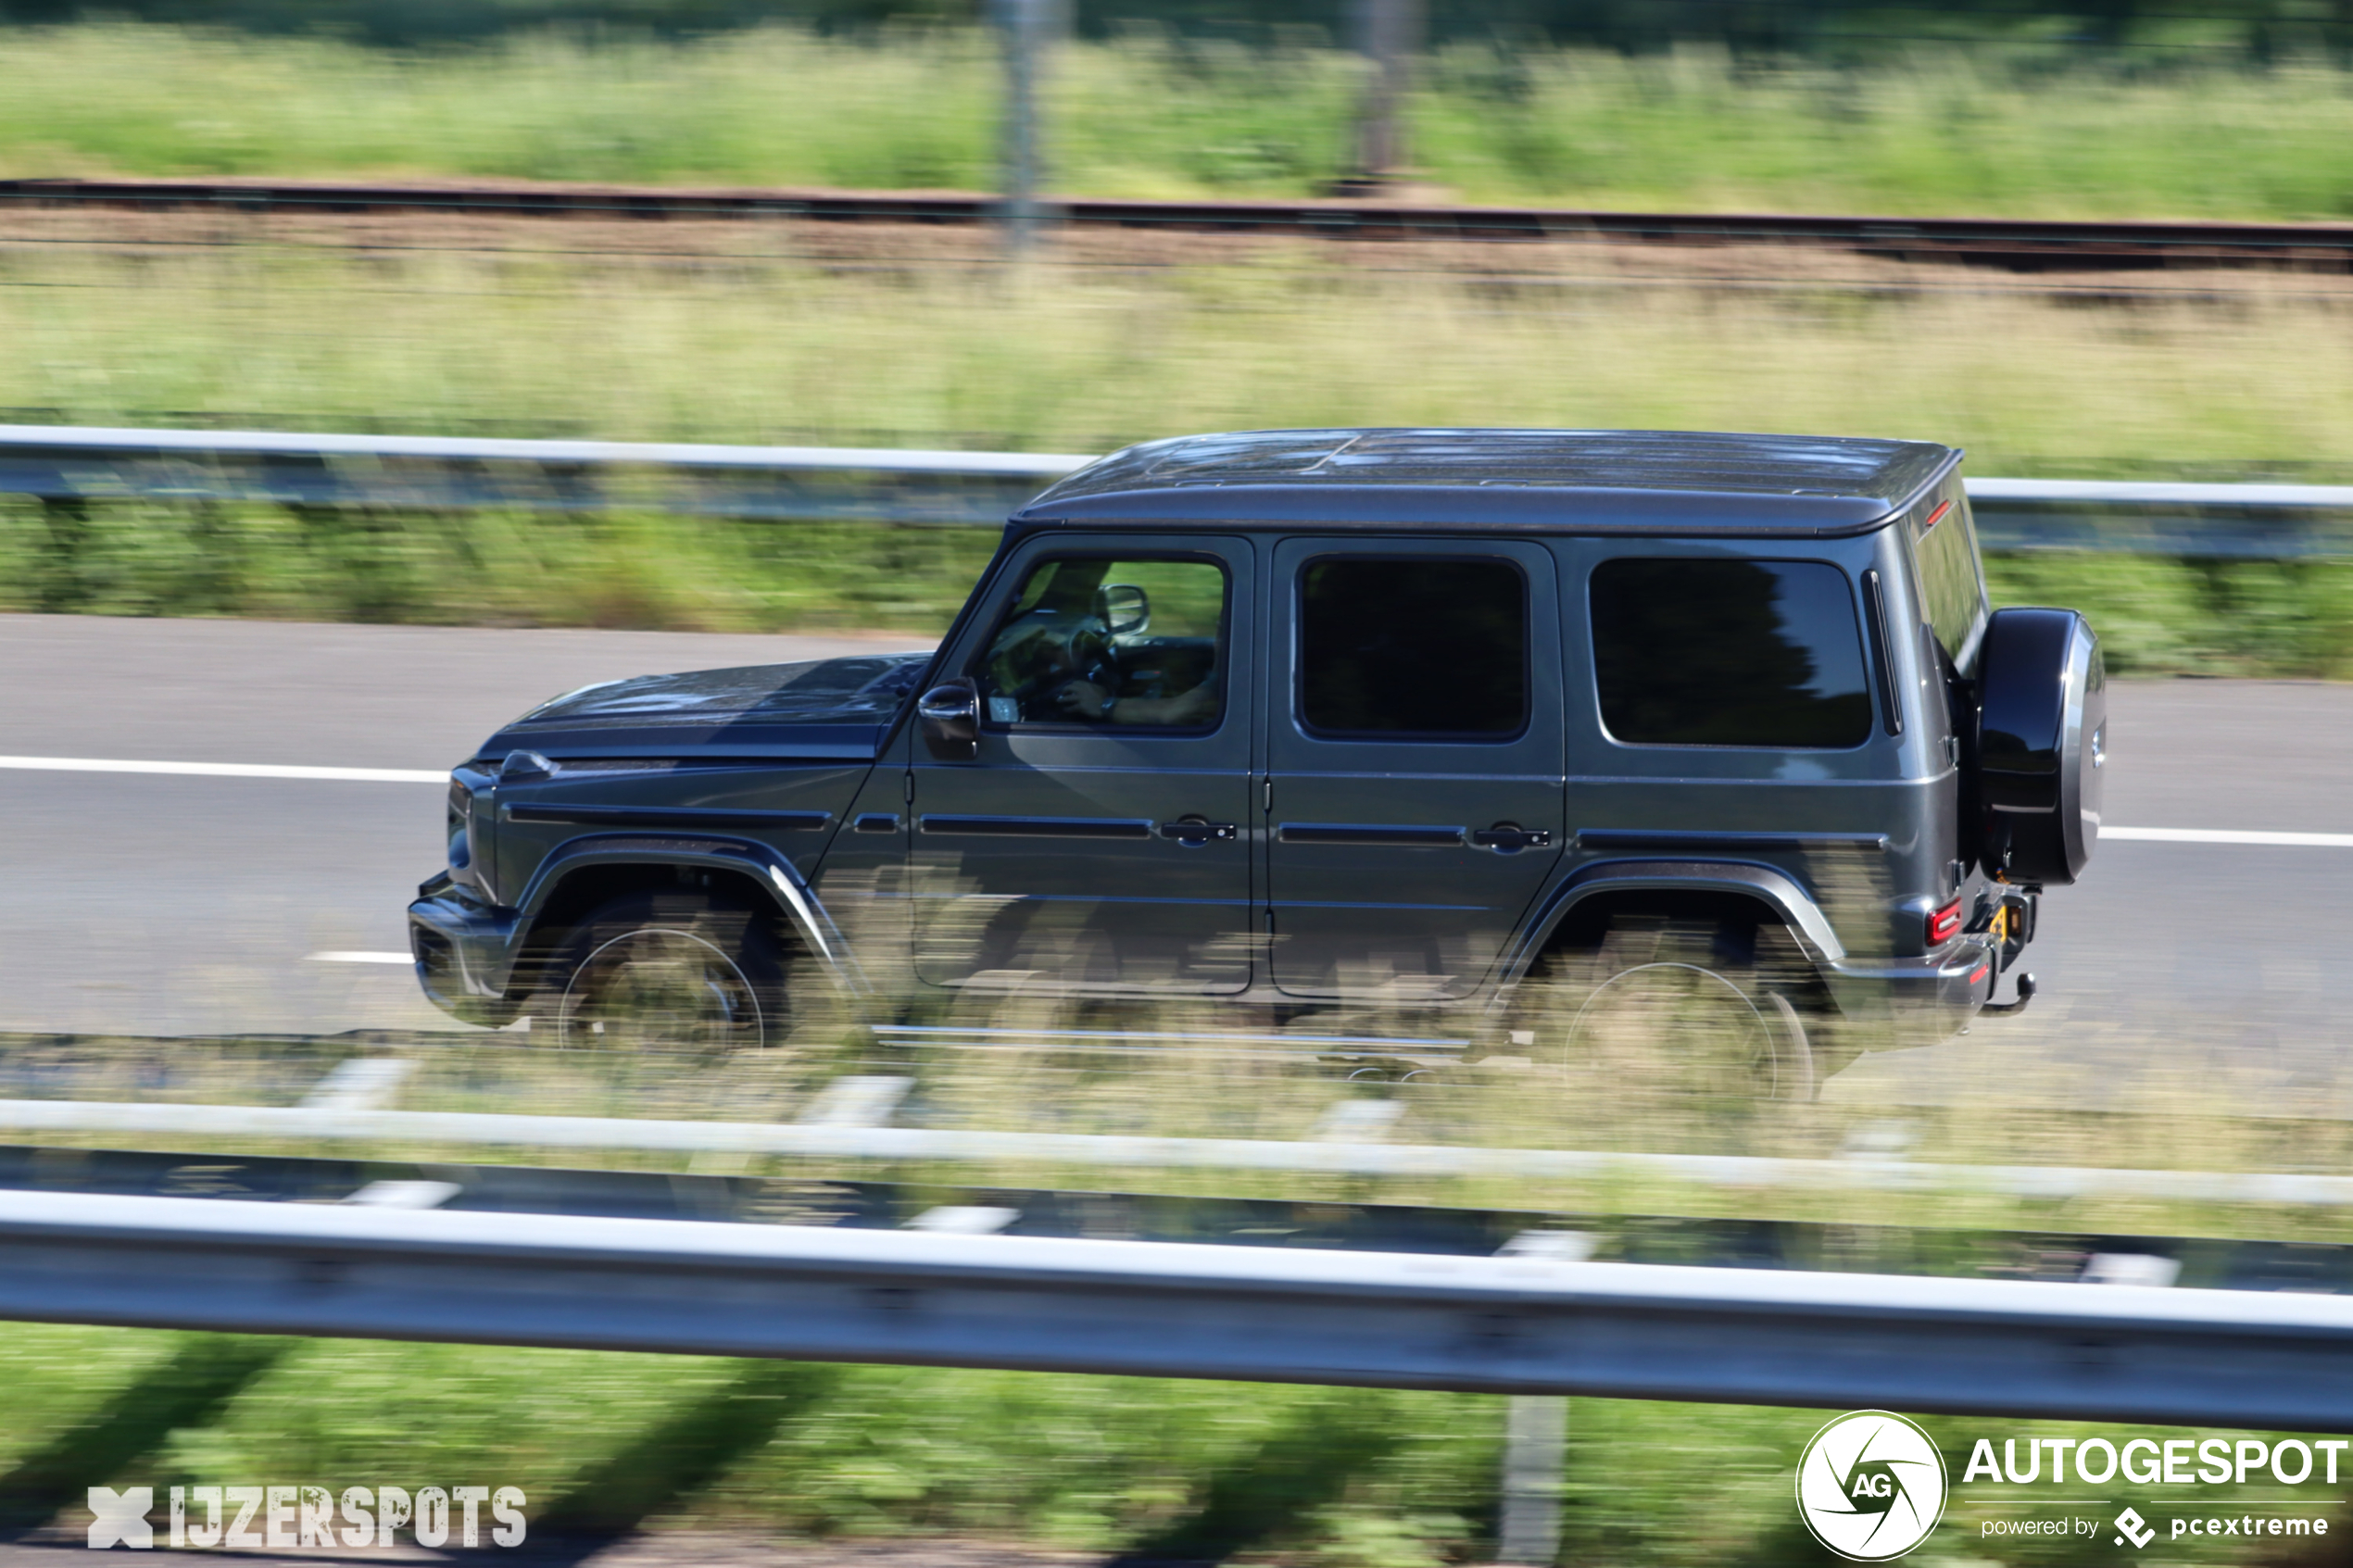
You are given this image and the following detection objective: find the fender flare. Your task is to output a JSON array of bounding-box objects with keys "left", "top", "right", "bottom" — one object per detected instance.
[
  {"left": 512, "top": 833, "right": 871, "bottom": 996},
  {"left": 1494, "top": 857, "right": 1848, "bottom": 994}
]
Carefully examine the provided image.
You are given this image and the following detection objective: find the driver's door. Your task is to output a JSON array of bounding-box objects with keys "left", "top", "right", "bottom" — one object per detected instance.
[{"left": 910, "top": 536, "right": 1256, "bottom": 995}]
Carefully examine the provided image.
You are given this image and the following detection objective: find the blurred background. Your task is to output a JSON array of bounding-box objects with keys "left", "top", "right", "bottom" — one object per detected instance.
[{"left": 1, "top": 3, "right": 2351, "bottom": 1563}]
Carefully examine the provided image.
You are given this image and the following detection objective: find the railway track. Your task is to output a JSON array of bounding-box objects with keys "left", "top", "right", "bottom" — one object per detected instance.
[{"left": 8, "top": 175, "right": 2353, "bottom": 271}]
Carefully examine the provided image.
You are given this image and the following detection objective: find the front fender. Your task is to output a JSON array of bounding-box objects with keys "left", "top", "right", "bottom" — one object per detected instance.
[{"left": 510, "top": 833, "right": 871, "bottom": 997}]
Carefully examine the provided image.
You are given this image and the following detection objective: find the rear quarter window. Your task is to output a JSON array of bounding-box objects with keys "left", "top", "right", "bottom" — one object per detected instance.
[
  {"left": 1591, "top": 558, "right": 1874, "bottom": 748},
  {"left": 1913, "top": 489, "right": 1990, "bottom": 670}
]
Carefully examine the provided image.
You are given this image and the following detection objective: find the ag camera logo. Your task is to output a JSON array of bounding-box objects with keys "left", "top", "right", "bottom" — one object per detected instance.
[{"left": 1796, "top": 1411, "right": 1949, "bottom": 1561}]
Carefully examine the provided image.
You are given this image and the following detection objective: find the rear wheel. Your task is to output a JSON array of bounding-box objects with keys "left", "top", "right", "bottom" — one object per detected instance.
[
  {"left": 1540, "top": 914, "right": 1818, "bottom": 1102},
  {"left": 541, "top": 891, "right": 790, "bottom": 1052}
]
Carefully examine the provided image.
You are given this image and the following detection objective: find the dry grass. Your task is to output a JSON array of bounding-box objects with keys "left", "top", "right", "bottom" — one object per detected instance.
[
  {"left": 24, "top": 957, "right": 2353, "bottom": 1249},
  {"left": 6, "top": 235, "right": 2353, "bottom": 473}
]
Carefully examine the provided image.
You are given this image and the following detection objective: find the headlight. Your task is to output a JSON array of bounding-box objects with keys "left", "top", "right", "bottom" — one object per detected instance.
[{"left": 447, "top": 778, "right": 473, "bottom": 871}]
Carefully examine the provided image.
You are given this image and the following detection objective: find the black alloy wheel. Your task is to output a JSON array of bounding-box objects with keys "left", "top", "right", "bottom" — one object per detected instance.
[{"left": 545, "top": 891, "right": 789, "bottom": 1052}]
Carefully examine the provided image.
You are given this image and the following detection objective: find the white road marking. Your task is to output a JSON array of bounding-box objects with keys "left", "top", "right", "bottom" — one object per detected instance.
[
  {"left": 308, "top": 951, "right": 413, "bottom": 964},
  {"left": 2106, "top": 826, "right": 2353, "bottom": 848},
  {"left": 0, "top": 754, "right": 444, "bottom": 784}
]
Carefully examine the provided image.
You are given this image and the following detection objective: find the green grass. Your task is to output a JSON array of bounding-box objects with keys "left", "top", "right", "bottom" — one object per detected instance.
[
  {"left": 0, "top": 1323, "right": 2338, "bottom": 1563},
  {"left": 0, "top": 499, "right": 1000, "bottom": 633},
  {"left": 1987, "top": 554, "right": 2353, "bottom": 677},
  {"left": 14, "top": 24, "right": 2353, "bottom": 218}
]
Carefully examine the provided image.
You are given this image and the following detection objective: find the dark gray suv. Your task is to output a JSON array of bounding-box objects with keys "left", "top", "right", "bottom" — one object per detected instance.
[{"left": 409, "top": 429, "right": 2103, "bottom": 1093}]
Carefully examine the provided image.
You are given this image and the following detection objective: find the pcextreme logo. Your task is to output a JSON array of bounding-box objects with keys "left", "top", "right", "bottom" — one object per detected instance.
[{"left": 1796, "top": 1411, "right": 1951, "bottom": 1562}]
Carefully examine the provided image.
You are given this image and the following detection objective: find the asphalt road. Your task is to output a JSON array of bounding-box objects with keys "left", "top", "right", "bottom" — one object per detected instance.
[
  {"left": 0, "top": 612, "right": 2342, "bottom": 1112},
  {"left": 0, "top": 614, "right": 920, "bottom": 1039}
]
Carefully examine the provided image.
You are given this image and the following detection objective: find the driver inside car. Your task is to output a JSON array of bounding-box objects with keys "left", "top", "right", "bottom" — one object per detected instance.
[
  {"left": 982, "top": 558, "right": 1219, "bottom": 728},
  {"left": 1052, "top": 669, "right": 1216, "bottom": 726}
]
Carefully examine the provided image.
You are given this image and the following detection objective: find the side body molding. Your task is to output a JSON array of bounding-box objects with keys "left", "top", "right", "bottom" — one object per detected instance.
[
  {"left": 512, "top": 833, "right": 872, "bottom": 997},
  {"left": 1494, "top": 857, "right": 1849, "bottom": 993}
]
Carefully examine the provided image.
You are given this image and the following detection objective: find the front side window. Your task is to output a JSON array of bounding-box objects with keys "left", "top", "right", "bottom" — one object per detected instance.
[
  {"left": 975, "top": 556, "right": 1227, "bottom": 730},
  {"left": 1592, "top": 558, "right": 1873, "bottom": 748},
  {"left": 1298, "top": 557, "right": 1528, "bottom": 738}
]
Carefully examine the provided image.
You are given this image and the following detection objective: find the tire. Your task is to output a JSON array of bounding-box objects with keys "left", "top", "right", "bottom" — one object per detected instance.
[
  {"left": 1541, "top": 913, "right": 1818, "bottom": 1102},
  {"left": 540, "top": 891, "right": 790, "bottom": 1052}
]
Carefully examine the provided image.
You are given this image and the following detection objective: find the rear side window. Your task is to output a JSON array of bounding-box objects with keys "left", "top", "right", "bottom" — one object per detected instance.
[
  {"left": 1591, "top": 558, "right": 1873, "bottom": 748},
  {"left": 1299, "top": 557, "right": 1527, "bottom": 738}
]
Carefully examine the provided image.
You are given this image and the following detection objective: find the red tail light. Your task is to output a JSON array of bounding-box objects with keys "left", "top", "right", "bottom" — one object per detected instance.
[{"left": 1927, "top": 898, "right": 1963, "bottom": 945}]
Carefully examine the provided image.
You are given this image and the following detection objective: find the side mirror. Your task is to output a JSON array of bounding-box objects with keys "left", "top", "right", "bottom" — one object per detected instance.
[
  {"left": 917, "top": 678, "right": 979, "bottom": 761},
  {"left": 1097, "top": 583, "right": 1150, "bottom": 638}
]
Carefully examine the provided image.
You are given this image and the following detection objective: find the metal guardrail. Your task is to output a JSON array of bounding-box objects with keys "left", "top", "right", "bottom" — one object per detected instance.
[
  {"left": 9, "top": 1094, "right": 2353, "bottom": 1206},
  {"left": 0, "top": 424, "right": 1090, "bottom": 525},
  {"left": 20, "top": 1138, "right": 2339, "bottom": 1291},
  {"left": 2, "top": 1185, "right": 2348, "bottom": 1425},
  {"left": 1965, "top": 477, "right": 2353, "bottom": 557},
  {"left": 5, "top": 424, "right": 2353, "bottom": 552}
]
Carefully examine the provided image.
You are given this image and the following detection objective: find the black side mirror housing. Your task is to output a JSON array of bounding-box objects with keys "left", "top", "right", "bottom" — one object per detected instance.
[{"left": 917, "top": 678, "right": 980, "bottom": 761}]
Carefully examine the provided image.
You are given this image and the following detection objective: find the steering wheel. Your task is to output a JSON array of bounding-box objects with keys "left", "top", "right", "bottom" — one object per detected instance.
[{"left": 992, "top": 613, "right": 1116, "bottom": 715}]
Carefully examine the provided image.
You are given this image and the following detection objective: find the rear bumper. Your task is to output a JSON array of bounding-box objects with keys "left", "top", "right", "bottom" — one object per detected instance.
[
  {"left": 1824, "top": 935, "right": 2000, "bottom": 1045},
  {"left": 408, "top": 877, "right": 524, "bottom": 1027}
]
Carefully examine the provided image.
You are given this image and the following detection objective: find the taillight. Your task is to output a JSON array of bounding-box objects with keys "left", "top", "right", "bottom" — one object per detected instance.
[{"left": 1927, "top": 897, "right": 1963, "bottom": 945}]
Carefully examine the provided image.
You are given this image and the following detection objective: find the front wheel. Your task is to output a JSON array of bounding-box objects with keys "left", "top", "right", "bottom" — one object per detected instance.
[{"left": 541, "top": 891, "right": 789, "bottom": 1052}]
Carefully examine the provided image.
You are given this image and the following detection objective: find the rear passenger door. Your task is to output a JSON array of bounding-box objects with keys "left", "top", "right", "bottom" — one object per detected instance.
[{"left": 1263, "top": 538, "right": 1565, "bottom": 999}]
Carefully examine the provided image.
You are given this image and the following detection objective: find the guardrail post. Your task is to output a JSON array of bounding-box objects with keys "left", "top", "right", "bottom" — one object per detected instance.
[
  {"left": 993, "top": 0, "right": 1054, "bottom": 256},
  {"left": 1497, "top": 1393, "right": 1566, "bottom": 1564}
]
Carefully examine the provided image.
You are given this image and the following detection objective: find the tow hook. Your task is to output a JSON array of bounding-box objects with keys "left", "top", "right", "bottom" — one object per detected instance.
[{"left": 1981, "top": 972, "right": 2037, "bottom": 1016}]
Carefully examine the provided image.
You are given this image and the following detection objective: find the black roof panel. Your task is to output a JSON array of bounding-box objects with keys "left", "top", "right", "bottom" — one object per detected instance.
[{"left": 1015, "top": 428, "right": 1957, "bottom": 533}]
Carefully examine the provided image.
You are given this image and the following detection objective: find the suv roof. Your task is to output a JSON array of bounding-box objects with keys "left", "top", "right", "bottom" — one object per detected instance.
[{"left": 1013, "top": 428, "right": 1959, "bottom": 536}]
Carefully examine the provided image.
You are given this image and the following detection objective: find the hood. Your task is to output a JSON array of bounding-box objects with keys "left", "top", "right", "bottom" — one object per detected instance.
[{"left": 480, "top": 652, "right": 932, "bottom": 760}]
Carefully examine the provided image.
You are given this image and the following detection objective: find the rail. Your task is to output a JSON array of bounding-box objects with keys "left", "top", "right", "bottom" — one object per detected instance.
[
  {"left": 15, "top": 177, "right": 2353, "bottom": 272},
  {"left": 0, "top": 1185, "right": 2347, "bottom": 1425},
  {"left": 6, "top": 422, "right": 2353, "bottom": 552}
]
